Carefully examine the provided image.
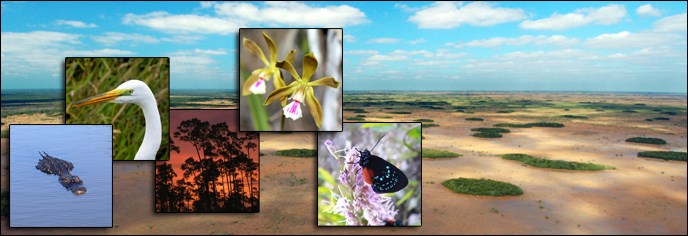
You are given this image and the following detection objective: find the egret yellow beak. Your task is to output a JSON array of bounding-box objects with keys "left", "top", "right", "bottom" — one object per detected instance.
[{"left": 71, "top": 89, "right": 129, "bottom": 108}]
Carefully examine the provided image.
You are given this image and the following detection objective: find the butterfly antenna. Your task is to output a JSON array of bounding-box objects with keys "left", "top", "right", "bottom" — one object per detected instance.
[{"left": 371, "top": 134, "right": 385, "bottom": 151}]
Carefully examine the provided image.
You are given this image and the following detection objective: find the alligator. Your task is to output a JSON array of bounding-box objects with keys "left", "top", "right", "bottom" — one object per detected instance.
[{"left": 36, "top": 151, "right": 87, "bottom": 195}]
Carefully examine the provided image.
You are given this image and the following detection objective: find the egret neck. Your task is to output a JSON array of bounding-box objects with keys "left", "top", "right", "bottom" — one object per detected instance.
[{"left": 134, "top": 87, "right": 161, "bottom": 160}]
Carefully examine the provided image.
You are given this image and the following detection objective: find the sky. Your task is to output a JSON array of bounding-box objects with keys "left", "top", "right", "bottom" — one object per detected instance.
[
  {"left": 167, "top": 109, "right": 258, "bottom": 194},
  {"left": 1, "top": 1, "right": 686, "bottom": 92}
]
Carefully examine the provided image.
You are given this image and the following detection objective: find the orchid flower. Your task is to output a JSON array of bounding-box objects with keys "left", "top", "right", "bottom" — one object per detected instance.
[
  {"left": 264, "top": 52, "right": 340, "bottom": 128},
  {"left": 242, "top": 32, "right": 295, "bottom": 106}
]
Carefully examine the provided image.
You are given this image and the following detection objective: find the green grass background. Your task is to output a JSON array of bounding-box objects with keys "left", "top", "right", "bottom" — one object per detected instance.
[{"left": 65, "top": 58, "right": 170, "bottom": 160}]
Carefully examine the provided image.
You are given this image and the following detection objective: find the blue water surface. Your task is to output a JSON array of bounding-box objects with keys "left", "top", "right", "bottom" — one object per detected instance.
[{"left": 9, "top": 125, "right": 113, "bottom": 227}]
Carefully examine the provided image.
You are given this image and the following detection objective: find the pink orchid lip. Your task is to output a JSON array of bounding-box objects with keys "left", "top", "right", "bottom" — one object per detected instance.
[
  {"left": 254, "top": 78, "right": 263, "bottom": 87},
  {"left": 288, "top": 101, "right": 300, "bottom": 114}
]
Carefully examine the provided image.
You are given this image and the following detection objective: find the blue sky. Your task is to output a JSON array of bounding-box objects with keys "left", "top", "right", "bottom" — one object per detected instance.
[{"left": 1, "top": 1, "right": 686, "bottom": 92}]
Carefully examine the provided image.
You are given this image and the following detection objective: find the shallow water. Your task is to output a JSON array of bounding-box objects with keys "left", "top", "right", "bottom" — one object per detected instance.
[{"left": 9, "top": 125, "right": 112, "bottom": 227}]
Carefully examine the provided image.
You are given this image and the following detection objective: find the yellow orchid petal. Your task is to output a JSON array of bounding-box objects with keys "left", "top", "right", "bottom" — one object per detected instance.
[
  {"left": 285, "top": 49, "right": 296, "bottom": 63},
  {"left": 243, "top": 37, "right": 269, "bottom": 66},
  {"left": 264, "top": 82, "right": 299, "bottom": 105},
  {"left": 307, "top": 76, "right": 340, "bottom": 89},
  {"left": 263, "top": 32, "right": 277, "bottom": 63},
  {"left": 302, "top": 52, "right": 318, "bottom": 82},
  {"left": 242, "top": 69, "right": 264, "bottom": 96},
  {"left": 273, "top": 69, "right": 288, "bottom": 107},
  {"left": 304, "top": 87, "right": 323, "bottom": 128},
  {"left": 276, "top": 60, "right": 302, "bottom": 82}
]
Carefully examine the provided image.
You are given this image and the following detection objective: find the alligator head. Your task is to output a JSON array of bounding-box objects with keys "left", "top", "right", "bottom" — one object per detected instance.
[{"left": 59, "top": 175, "right": 87, "bottom": 195}]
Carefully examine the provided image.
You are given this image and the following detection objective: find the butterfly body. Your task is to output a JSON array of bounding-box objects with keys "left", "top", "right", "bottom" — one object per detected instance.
[{"left": 357, "top": 148, "right": 408, "bottom": 193}]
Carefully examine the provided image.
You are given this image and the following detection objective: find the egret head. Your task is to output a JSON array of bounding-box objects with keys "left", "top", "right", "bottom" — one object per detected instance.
[{"left": 72, "top": 80, "right": 154, "bottom": 107}]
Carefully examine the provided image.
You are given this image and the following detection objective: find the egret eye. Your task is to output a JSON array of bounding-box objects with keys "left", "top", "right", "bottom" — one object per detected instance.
[{"left": 127, "top": 89, "right": 134, "bottom": 95}]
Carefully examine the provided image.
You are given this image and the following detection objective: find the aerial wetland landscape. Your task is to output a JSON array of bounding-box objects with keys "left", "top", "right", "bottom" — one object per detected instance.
[{"left": 0, "top": 90, "right": 686, "bottom": 233}]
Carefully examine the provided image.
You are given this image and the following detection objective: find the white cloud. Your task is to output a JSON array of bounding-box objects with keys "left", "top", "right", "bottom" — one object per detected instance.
[
  {"left": 456, "top": 35, "right": 578, "bottom": 48},
  {"left": 409, "top": 38, "right": 426, "bottom": 44},
  {"left": 585, "top": 31, "right": 681, "bottom": 49},
  {"left": 520, "top": 4, "right": 626, "bottom": 30},
  {"left": 172, "top": 48, "right": 228, "bottom": 55},
  {"left": 395, "top": 3, "right": 419, "bottom": 13},
  {"left": 54, "top": 20, "right": 97, "bottom": 28},
  {"left": 123, "top": 11, "right": 241, "bottom": 35},
  {"left": 161, "top": 35, "right": 204, "bottom": 44},
  {"left": 125, "top": 2, "right": 368, "bottom": 35},
  {"left": 408, "top": 2, "right": 526, "bottom": 29},
  {"left": 92, "top": 32, "right": 159, "bottom": 46},
  {"left": 636, "top": 4, "right": 661, "bottom": 17},
  {"left": 1, "top": 31, "right": 134, "bottom": 78},
  {"left": 345, "top": 50, "right": 378, "bottom": 55},
  {"left": 169, "top": 48, "right": 228, "bottom": 81},
  {"left": 654, "top": 13, "right": 687, "bottom": 32},
  {"left": 63, "top": 49, "right": 135, "bottom": 56},
  {"left": 368, "top": 37, "right": 400, "bottom": 44},
  {"left": 343, "top": 34, "right": 356, "bottom": 43}
]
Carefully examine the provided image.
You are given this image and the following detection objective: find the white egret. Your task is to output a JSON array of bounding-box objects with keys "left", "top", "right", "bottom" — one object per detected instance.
[{"left": 72, "top": 80, "right": 161, "bottom": 160}]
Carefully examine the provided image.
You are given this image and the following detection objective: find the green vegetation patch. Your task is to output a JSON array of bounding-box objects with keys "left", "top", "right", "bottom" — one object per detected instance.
[
  {"left": 653, "top": 117, "right": 670, "bottom": 121},
  {"left": 465, "top": 117, "right": 484, "bottom": 121},
  {"left": 500, "top": 153, "right": 614, "bottom": 171},
  {"left": 274, "top": 149, "right": 317, "bottom": 157},
  {"left": 637, "top": 151, "right": 687, "bottom": 161},
  {"left": 528, "top": 122, "right": 565, "bottom": 128},
  {"left": 0, "top": 130, "right": 8, "bottom": 139},
  {"left": 423, "top": 148, "right": 462, "bottom": 158},
  {"left": 472, "top": 132, "right": 503, "bottom": 138},
  {"left": 422, "top": 123, "right": 440, "bottom": 128},
  {"left": 388, "top": 111, "right": 412, "bottom": 114},
  {"left": 413, "top": 119, "right": 434, "bottom": 122},
  {"left": 442, "top": 178, "right": 523, "bottom": 196},
  {"left": 344, "top": 108, "right": 367, "bottom": 113},
  {"left": 626, "top": 137, "right": 667, "bottom": 145},
  {"left": 471, "top": 128, "right": 511, "bottom": 133},
  {"left": 494, "top": 123, "right": 532, "bottom": 128},
  {"left": 497, "top": 110, "right": 515, "bottom": 113},
  {"left": 560, "top": 115, "right": 588, "bottom": 119},
  {"left": 345, "top": 116, "right": 365, "bottom": 121}
]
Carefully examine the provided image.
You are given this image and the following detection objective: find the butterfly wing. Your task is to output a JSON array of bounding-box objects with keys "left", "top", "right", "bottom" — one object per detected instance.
[{"left": 365, "top": 155, "right": 408, "bottom": 193}]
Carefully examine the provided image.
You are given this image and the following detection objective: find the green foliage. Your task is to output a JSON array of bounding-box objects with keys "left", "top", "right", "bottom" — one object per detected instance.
[
  {"left": 471, "top": 128, "right": 510, "bottom": 133},
  {"left": 442, "top": 178, "right": 523, "bottom": 196},
  {"left": 472, "top": 132, "right": 503, "bottom": 138},
  {"left": 653, "top": 117, "right": 670, "bottom": 121},
  {"left": 494, "top": 123, "right": 532, "bottom": 128},
  {"left": 528, "top": 122, "right": 565, "bottom": 128},
  {"left": 259, "top": 152, "right": 265, "bottom": 156},
  {"left": 637, "top": 151, "right": 687, "bottom": 161},
  {"left": 413, "top": 119, "right": 434, "bottom": 122},
  {"left": 560, "top": 115, "right": 588, "bottom": 119},
  {"left": 423, "top": 148, "right": 462, "bottom": 158},
  {"left": 500, "top": 153, "right": 614, "bottom": 170},
  {"left": 65, "top": 58, "right": 170, "bottom": 160},
  {"left": 388, "top": 111, "right": 412, "bottom": 114},
  {"left": 275, "top": 148, "right": 316, "bottom": 157},
  {"left": 494, "top": 122, "right": 564, "bottom": 128},
  {"left": 626, "top": 137, "right": 667, "bottom": 145},
  {"left": 345, "top": 116, "right": 365, "bottom": 121},
  {"left": 497, "top": 110, "right": 515, "bottom": 113},
  {"left": 422, "top": 123, "right": 439, "bottom": 128},
  {"left": 0, "top": 130, "right": 7, "bottom": 139},
  {"left": 465, "top": 117, "right": 484, "bottom": 121},
  {"left": 344, "top": 108, "right": 368, "bottom": 113}
]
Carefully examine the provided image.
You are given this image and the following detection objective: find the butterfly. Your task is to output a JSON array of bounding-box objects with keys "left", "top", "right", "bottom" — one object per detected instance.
[{"left": 354, "top": 135, "right": 409, "bottom": 193}]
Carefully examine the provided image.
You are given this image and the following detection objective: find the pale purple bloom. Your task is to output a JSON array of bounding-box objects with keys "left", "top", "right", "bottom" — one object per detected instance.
[
  {"left": 323, "top": 140, "right": 398, "bottom": 226},
  {"left": 248, "top": 77, "right": 266, "bottom": 94}
]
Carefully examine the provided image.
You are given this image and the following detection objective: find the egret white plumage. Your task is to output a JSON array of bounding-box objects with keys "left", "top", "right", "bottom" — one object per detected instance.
[{"left": 72, "top": 80, "right": 161, "bottom": 160}]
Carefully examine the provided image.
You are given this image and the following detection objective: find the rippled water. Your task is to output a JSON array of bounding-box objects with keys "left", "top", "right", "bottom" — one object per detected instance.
[{"left": 10, "top": 125, "right": 112, "bottom": 227}]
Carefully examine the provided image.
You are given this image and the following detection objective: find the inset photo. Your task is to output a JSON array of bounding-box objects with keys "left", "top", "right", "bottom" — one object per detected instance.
[
  {"left": 65, "top": 57, "right": 170, "bottom": 161},
  {"left": 239, "top": 28, "right": 343, "bottom": 131},
  {"left": 9, "top": 124, "right": 113, "bottom": 227},
  {"left": 317, "top": 123, "right": 421, "bottom": 226},
  {"left": 156, "top": 110, "right": 259, "bottom": 213}
]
